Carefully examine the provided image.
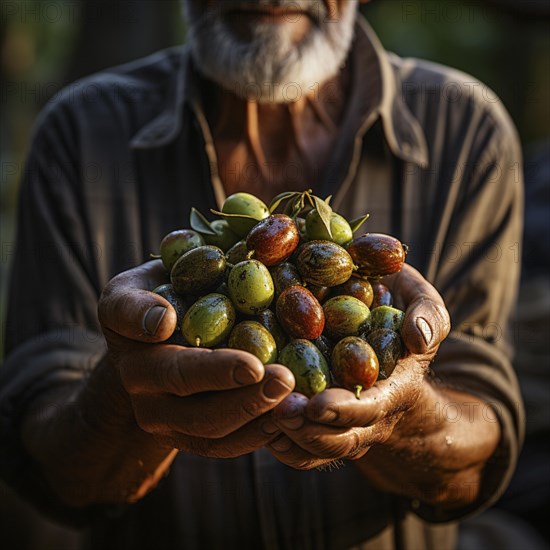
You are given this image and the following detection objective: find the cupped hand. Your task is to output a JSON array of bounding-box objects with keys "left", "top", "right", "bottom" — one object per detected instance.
[
  {"left": 268, "top": 263, "right": 451, "bottom": 469},
  {"left": 98, "top": 260, "right": 294, "bottom": 458}
]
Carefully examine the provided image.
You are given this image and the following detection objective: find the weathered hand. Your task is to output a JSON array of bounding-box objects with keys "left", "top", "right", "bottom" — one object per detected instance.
[
  {"left": 98, "top": 260, "right": 295, "bottom": 459},
  {"left": 267, "top": 264, "right": 451, "bottom": 469}
]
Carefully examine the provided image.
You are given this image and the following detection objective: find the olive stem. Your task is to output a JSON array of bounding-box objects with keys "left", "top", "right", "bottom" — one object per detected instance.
[
  {"left": 246, "top": 250, "right": 255, "bottom": 260},
  {"left": 354, "top": 385, "right": 362, "bottom": 400},
  {"left": 149, "top": 253, "right": 161, "bottom": 259},
  {"left": 195, "top": 337, "right": 201, "bottom": 347}
]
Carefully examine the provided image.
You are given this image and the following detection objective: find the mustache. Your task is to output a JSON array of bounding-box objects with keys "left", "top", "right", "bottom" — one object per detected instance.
[{"left": 194, "top": 0, "right": 328, "bottom": 21}]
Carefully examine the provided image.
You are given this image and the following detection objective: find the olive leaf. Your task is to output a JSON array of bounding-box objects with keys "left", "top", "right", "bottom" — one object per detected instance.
[
  {"left": 325, "top": 195, "right": 333, "bottom": 206},
  {"left": 283, "top": 194, "right": 304, "bottom": 218},
  {"left": 312, "top": 195, "right": 333, "bottom": 238},
  {"left": 269, "top": 191, "right": 300, "bottom": 213},
  {"left": 210, "top": 209, "right": 259, "bottom": 221},
  {"left": 303, "top": 190, "right": 315, "bottom": 209},
  {"left": 190, "top": 207, "right": 217, "bottom": 235},
  {"left": 349, "top": 213, "right": 370, "bottom": 234}
]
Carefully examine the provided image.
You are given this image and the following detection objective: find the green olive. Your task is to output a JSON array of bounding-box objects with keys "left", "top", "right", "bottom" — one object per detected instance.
[
  {"left": 370, "top": 306, "right": 405, "bottom": 333},
  {"left": 278, "top": 339, "right": 330, "bottom": 398},
  {"left": 227, "top": 259, "right": 274, "bottom": 315},
  {"left": 228, "top": 320, "right": 278, "bottom": 364},
  {"left": 221, "top": 192, "right": 270, "bottom": 237},
  {"left": 203, "top": 219, "right": 241, "bottom": 252},
  {"left": 170, "top": 245, "right": 227, "bottom": 296},
  {"left": 305, "top": 209, "right": 353, "bottom": 246},
  {"left": 159, "top": 229, "right": 205, "bottom": 271},
  {"left": 181, "top": 293, "right": 235, "bottom": 348},
  {"left": 323, "top": 295, "right": 371, "bottom": 339}
]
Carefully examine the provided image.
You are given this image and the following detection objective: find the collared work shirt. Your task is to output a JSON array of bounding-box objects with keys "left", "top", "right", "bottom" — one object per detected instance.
[{"left": 0, "top": 17, "right": 524, "bottom": 550}]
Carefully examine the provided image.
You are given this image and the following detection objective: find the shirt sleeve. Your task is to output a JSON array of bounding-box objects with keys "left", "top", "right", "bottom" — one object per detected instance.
[
  {"left": 414, "top": 102, "right": 525, "bottom": 522},
  {"left": 0, "top": 98, "right": 108, "bottom": 523}
]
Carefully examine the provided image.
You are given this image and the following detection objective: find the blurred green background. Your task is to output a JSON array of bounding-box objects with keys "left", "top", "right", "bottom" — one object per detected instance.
[{"left": 0, "top": 1, "right": 549, "bottom": 548}]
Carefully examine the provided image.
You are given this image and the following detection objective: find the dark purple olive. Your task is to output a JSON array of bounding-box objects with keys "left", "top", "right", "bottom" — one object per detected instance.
[
  {"left": 153, "top": 283, "right": 188, "bottom": 345},
  {"left": 364, "top": 328, "right": 404, "bottom": 379},
  {"left": 270, "top": 262, "right": 304, "bottom": 297},
  {"left": 370, "top": 281, "right": 393, "bottom": 308},
  {"left": 254, "top": 308, "right": 288, "bottom": 351},
  {"left": 307, "top": 284, "right": 331, "bottom": 304}
]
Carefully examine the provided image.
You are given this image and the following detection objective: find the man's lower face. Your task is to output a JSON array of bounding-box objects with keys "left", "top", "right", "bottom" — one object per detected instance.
[
  {"left": 182, "top": 0, "right": 358, "bottom": 103},
  {"left": 187, "top": 0, "right": 334, "bottom": 43}
]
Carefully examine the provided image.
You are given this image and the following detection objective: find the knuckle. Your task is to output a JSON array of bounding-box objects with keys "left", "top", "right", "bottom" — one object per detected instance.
[
  {"left": 240, "top": 400, "right": 263, "bottom": 422},
  {"left": 347, "top": 429, "right": 369, "bottom": 457}
]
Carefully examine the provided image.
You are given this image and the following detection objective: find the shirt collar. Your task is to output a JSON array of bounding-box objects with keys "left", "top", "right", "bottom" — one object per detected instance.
[
  {"left": 130, "top": 16, "right": 428, "bottom": 169},
  {"left": 351, "top": 17, "right": 429, "bottom": 168}
]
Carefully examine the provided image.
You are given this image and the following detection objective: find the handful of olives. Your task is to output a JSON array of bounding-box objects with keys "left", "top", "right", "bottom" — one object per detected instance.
[{"left": 153, "top": 190, "right": 408, "bottom": 400}]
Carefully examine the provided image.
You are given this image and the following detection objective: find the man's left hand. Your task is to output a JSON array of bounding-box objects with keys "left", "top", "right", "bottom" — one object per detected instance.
[{"left": 267, "top": 264, "right": 451, "bottom": 469}]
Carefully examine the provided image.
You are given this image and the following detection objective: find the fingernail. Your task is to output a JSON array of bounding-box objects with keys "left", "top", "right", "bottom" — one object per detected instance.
[
  {"left": 143, "top": 306, "right": 167, "bottom": 336},
  {"left": 270, "top": 435, "right": 292, "bottom": 452},
  {"left": 261, "top": 420, "right": 279, "bottom": 435},
  {"left": 233, "top": 364, "right": 259, "bottom": 386},
  {"left": 417, "top": 317, "right": 433, "bottom": 346},
  {"left": 263, "top": 378, "right": 292, "bottom": 400}
]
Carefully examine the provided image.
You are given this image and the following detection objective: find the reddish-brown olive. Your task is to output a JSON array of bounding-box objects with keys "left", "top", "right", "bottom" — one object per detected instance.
[
  {"left": 246, "top": 214, "right": 299, "bottom": 266},
  {"left": 276, "top": 285, "right": 325, "bottom": 340},
  {"left": 347, "top": 233, "right": 406, "bottom": 277},
  {"left": 332, "top": 276, "right": 373, "bottom": 307},
  {"left": 331, "top": 336, "right": 379, "bottom": 399}
]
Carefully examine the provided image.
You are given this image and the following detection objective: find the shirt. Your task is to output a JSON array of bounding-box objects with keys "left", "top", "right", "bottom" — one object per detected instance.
[{"left": 0, "top": 16, "right": 524, "bottom": 550}]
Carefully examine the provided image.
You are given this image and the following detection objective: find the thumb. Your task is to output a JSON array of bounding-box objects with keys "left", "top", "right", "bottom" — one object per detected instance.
[
  {"left": 401, "top": 299, "right": 450, "bottom": 355},
  {"left": 98, "top": 260, "right": 177, "bottom": 343}
]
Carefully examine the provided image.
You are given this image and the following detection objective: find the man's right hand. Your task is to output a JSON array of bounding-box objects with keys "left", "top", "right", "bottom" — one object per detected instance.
[{"left": 98, "top": 260, "right": 295, "bottom": 459}]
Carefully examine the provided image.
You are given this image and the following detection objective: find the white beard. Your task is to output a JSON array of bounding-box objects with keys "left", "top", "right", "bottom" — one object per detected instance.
[{"left": 182, "top": 0, "right": 358, "bottom": 103}]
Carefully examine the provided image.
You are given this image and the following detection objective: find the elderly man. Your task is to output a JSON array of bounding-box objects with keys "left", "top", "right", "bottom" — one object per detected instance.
[{"left": 0, "top": 1, "right": 523, "bottom": 549}]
